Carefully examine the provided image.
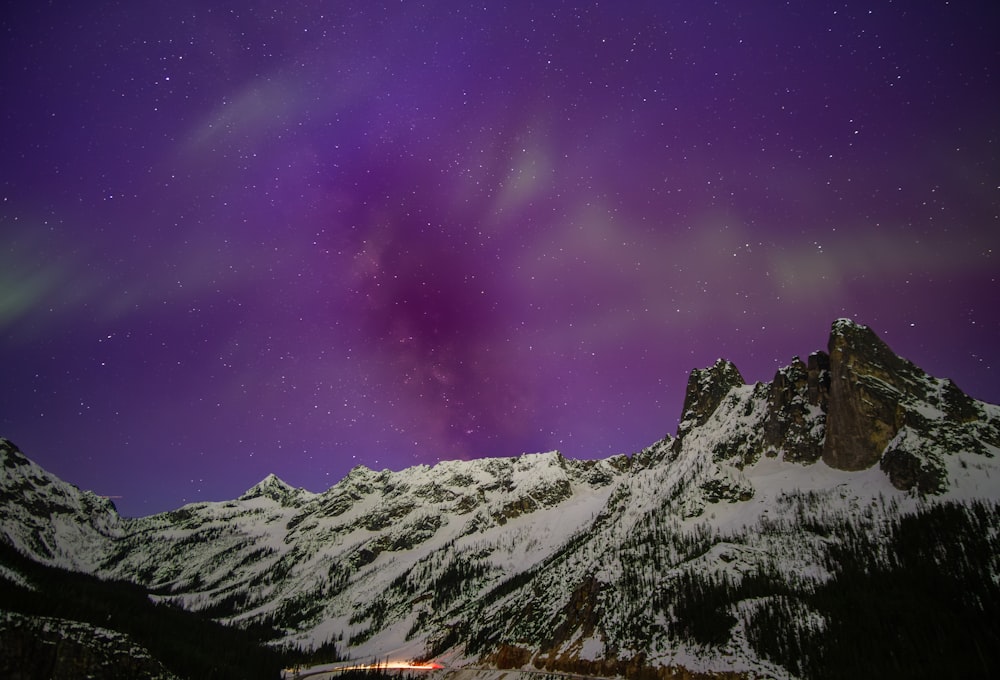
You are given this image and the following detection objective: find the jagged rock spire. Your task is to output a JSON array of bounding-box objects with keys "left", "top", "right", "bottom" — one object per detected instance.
[
  {"left": 677, "top": 359, "right": 745, "bottom": 432},
  {"left": 763, "top": 352, "right": 830, "bottom": 463},
  {"left": 822, "top": 319, "right": 919, "bottom": 471}
]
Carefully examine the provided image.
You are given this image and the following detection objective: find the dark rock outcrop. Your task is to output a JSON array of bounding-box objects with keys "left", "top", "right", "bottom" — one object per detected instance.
[
  {"left": 880, "top": 448, "right": 945, "bottom": 495},
  {"left": 822, "top": 320, "right": 921, "bottom": 471},
  {"left": 680, "top": 360, "right": 746, "bottom": 428},
  {"left": 674, "top": 359, "right": 745, "bottom": 453},
  {"left": 672, "top": 318, "right": 998, "bottom": 494},
  {"left": 763, "top": 352, "right": 829, "bottom": 463}
]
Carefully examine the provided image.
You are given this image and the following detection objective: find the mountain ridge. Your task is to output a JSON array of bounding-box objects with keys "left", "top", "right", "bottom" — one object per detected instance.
[{"left": 2, "top": 318, "right": 1000, "bottom": 679}]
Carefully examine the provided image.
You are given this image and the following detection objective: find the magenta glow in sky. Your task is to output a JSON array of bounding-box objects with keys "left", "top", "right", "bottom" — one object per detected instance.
[{"left": 2, "top": 1, "right": 998, "bottom": 516}]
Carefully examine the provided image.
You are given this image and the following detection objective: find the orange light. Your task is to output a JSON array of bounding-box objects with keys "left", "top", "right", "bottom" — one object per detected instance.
[{"left": 383, "top": 661, "right": 443, "bottom": 670}]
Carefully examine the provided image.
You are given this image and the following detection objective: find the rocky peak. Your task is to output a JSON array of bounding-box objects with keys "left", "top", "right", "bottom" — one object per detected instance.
[
  {"left": 827, "top": 319, "right": 919, "bottom": 384},
  {"left": 676, "top": 359, "right": 745, "bottom": 438},
  {"left": 1, "top": 437, "right": 28, "bottom": 468},
  {"left": 239, "top": 473, "right": 306, "bottom": 506},
  {"left": 344, "top": 464, "right": 376, "bottom": 485},
  {"left": 667, "top": 319, "right": 999, "bottom": 495},
  {"left": 762, "top": 352, "right": 830, "bottom": 463},
  {"left": 0, "top": 439, "right": 120, "bottom": 570},
  {"left": 1, "top": 438, "right": 116, "bottom": 517},
  {"left": 822, "top": 319, "right": 922, "bottom": 471}
]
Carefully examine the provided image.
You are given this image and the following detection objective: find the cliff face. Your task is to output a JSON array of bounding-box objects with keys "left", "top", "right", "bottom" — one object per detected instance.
[
  {"left": 667, "top": 318, "right": 1000, "bottom": 496},
  {"left": 822, "top": 319, "right": 915, "bottom": 471},
  {"left": 763, "top": 352, "right": 829, "bottom": 464},
  {"left": 814, "top": 319, "right": 1000, "bottom": 492},
  {"left": 678, "top": 359, "right": 747, "bottom": 432}
]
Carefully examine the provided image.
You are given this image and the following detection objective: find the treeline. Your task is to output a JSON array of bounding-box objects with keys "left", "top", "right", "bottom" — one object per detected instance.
[
  {"left": 0, "top": 540, "right": 287, "bottom": 679},
  {"left": 329, "top": 670, "right": 420, "bottom": 680},
  {"left": 658, "top": 500, "right": 1000, "bottom": 679},
  {"left": 799, "top": 500, "right": 1000, "bottom": 679}
]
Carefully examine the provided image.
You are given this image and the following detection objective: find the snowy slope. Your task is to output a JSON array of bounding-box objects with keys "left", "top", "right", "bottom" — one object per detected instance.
[
  {"left": 89, "top": 450, "right": 629, "bottom": 660},
  {"left": 0, "top": 438, "right": 120, "bottom": 571}
]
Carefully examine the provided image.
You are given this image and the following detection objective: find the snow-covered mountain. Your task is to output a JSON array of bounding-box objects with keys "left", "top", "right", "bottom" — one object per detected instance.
[
  {"left": 3, "top": 319, "right": 1000, "bottom": 679},
  {"left": 0, "top": 438, "right": 121, "bottom": 571}
]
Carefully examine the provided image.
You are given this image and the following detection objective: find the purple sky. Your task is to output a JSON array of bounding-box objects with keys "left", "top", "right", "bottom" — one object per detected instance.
[{"left": 2, "top": 1, "right": 998, "bottom": 516}]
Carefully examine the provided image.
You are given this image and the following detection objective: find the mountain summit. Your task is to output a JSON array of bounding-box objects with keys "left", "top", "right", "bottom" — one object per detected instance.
[
  {"left": 3, "top": 319, "right": 999, "bottom": 679},
  {"left": 239, "top": 473, "right": 312, "bottom": 507}
]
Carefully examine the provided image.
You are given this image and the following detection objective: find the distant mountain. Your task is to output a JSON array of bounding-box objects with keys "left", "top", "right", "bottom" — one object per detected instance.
[{"left": 3, "top": 319, "right": 1000, "bottom": 679}]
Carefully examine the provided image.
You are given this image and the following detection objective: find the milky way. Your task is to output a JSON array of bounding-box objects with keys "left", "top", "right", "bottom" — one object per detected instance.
[{"left": 2, "top": 1, "right": 998, "bottom": 515}]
